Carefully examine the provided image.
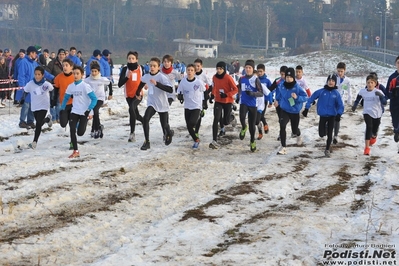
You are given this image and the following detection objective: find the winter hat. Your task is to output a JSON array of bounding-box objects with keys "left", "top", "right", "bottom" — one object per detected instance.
[
  {"left": 102, "top": 49, "right": 111, "bottom": 56},
  {"left": 4, "top": 48, "right": 9, "bottom": 53},
  {"left": 245, "top": 59, "right": 255, "bottom": 69},
  {"left": 93, "top": 49, "right": 102, "bottom": 57},
  {"left": 43, "top": 49, "right": 49, "bottom": 53},
  {"left": 19, "top": 49, "right": 26, "bottom": 54},
  {"left": 27, "top": 46, "right": 38, "bottom": 54},
  {"left": 216, "top": 61, "right": 226, "bottom": 72},
  {"left": 57, "top": 48, "right": 66, "bottom": 55},
  {"left": 285, "top": 67, "right": 295, "bottom": 79},
  {"left": 34, "top": 45, "right": 42, "bottom": 52},
  {"left": 326, "top": 74, "right": 337, "bottom": 84}
]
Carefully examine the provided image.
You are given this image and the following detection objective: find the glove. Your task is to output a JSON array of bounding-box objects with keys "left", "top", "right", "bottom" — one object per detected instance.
[
  {"left": 245, "top": 90, "right": 253, "bottom": 96},
  {"left": 220, "top": 92, "right": 227, "bottom": 98},
  {"left": 209, "top": 94, "right": 214, "bottom": 104},
  {"left": 19, "top": 99, "right": 25, "bottom": 105},
  {"left": 375, "top": 90, "right": 384, "bottom": 97},
  {"left": 312, "top": 100, "right": 316, "bottom": 105},
  {"left": 335, "top": 114, "right": 341, "bottom": 122},
  {"left": 351, "top": 105, "right": 357, "bottom": 112},
  {"left": 177, "top": 93, "right": 184, "bottom": 104},
  {"left": 235, "top": 96, "right": 240, "bottom": 104},
  {"left": 302, "top": 108, "right": 309, "bottom": 117},
  {"left": 232, "top": 104, "right": 237, "bottom": 111},
  {"left": 84, "top": 110, "right": 90, "bottom": 118}
]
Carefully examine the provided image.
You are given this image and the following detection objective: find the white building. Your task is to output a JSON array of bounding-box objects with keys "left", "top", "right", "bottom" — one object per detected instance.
[
  {"left": 0, "top": 4, "right": 17, "bottom": 22},
  {"left": 173, "top": 38, "right": 222, "bottom": 58}
]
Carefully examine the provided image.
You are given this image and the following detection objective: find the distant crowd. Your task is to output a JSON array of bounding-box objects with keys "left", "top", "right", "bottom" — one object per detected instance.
[{"left": 1, "top": 45, "right": 399, "bottom": 158}]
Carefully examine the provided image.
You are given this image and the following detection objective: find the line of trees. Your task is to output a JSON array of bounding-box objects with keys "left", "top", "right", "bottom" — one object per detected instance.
[{"left": 0, "top": 0, "right": 397, "bottom": 56}]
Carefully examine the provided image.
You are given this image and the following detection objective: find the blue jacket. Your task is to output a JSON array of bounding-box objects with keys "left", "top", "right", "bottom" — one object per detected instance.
[
  {"left": 68, "top": 55, "right": 82, "bottom": 66},
  {"left": 386, "top": 71, "right": 399, "bottom": 110},
  {"left": 85, "top": 56, "right": 105, "bottom": 78},
  {"left": 258, "top": 74, "right": 272, "bottom": 102},
  {"left": 101, "top": 56, "right": 111, "bottom": 79},
  {"left": 305, "top": 86, "right": 344, "bottom": 117},
  {"left": 16, "top": 55, "right": 54, "bottom": 102},
  {"left": 238, "top": 75, "right": 263, "bottom": 107},
  {"left": 275, "top": 81, "right": 308, "bottom": 114}
]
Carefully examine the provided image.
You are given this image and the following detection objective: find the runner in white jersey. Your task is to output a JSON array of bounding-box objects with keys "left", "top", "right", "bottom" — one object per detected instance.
[
  {"left": 140, "top": 57, "right": 174, "bottom": 151},
  {"left": 61, "top": 65, "right": 97, "bottom": 158},
  {"left": 24, "top": 66, "right": 54, "bottom": 149},
  {"left": 351, "top": 74, "right": 387, "bottom": 155},
  {"left": 161, "top": 54, "right": 182, "bottom": 105},
  {"left": 177, "top": 63, "right": 206, "bottom": 149},
  {"left": 85, "top": 61, "right": 111, "bottom": 139}
]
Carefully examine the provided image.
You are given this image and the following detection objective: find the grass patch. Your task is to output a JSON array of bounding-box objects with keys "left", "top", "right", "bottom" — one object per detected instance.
[
  {"left": 180, "top": 196, "right": 233, "bottom": 222},
  {"left": 216, "top": 182, "right": 257, "bottom": 196},
  {"left": 100, "top": 167, "right": 126, "bottom": 178},
  {"left": 298, "top": 183, "right": 348, "bottom": 206},
  {"left": 333, "top": 165, "right": 353, "bottom": 182},
  {"left": 355, "top": 179, "right": 374, "bottom": 195},
  {"left": 350, "top": 199, "right": 365, "bottom": 211}
]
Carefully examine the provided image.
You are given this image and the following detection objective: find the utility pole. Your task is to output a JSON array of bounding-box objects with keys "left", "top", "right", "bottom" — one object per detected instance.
[
  {"left": 384, "top": 11, "right": 387, "bottom": 64},
  {"left": 265, "top": 6, "right": 269, "bottom": 56},
  {"left": 113, "top": 2, "right": 115, "bottom": 36},
  {"left": 225, "top": 11, "right": 227, "bottom": 44}
]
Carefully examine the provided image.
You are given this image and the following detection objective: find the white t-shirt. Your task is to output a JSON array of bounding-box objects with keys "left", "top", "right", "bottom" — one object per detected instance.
[
  {"left": 357, "top": 88, "right": 384, "bottom": 119},
  {"left": 161, "top": 68, "right": 181, "bottom": 100},
  {"left": 24, "top": 80, "right": 54, "bottom": 112},
  {"left": 66, "top": 81, "right": 95, "bottom": 116},
  {"left": 195, "top": 70, "right": 212, "bottom": 87},
  {"left": 256, "top": 83, "right": 270, "bottom": 111},
  {"left": 337, "top": 76, "right": 352, "bottom": 105},
  {"left": 85, "top": 75, "right": 110, "bottom": 102},
  {"left": 177, "top": 77, "right": 205, "bottom": 110},
  {"left": 296, "top": 76, "right": 309, "bottom": 90},
  {"left": 141, "top": 72, "right": 173, "bottom": 113}
]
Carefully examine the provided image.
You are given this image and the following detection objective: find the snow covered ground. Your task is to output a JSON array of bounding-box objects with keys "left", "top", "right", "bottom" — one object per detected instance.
[{"left": 0, "top": 50, "right": 398, "bottom": 265}]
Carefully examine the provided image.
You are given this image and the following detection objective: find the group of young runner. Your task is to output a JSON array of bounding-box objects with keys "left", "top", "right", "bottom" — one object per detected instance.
[{"left": 15, "top": 49, "right": 399, "bottom": 158}]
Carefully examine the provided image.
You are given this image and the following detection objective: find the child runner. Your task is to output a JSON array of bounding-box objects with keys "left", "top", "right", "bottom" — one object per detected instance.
[
  {"left": 161, "top": 54, "right": 181, "bottom": 105},
  {"left": 176, "top": 64, "right": 206, "bottom": 149},
  {"left": 268, "top": 65, "right": 287, "bottom": 141},
  {"left": 209, "top": 61, "right": 238, "bottom": 149},
  {"left": 140, "top": 57, "right": 174, "bottom": 150},
  {"left": 85, "top": 61, "right": 110, "bottom": 139},
  {"left": 24, "top": 66, "right": 54, "bottom": 149},
  {"left": 302, "top": 74, "right": 344, "bottom": 157},
  {"left": 352, "top": 74, "right": 387, "bottom": 155},
  {"left": 334, "top": 62, "right": 352, "bottom": 144},
  {"left": 295, "top": 65, "right": 312, "bottom": 97},
  {"left": 194, "top": 58, "right": 213, "bottom": 132},
  {"left": 60, "top": 65, "right": 97, "bottom": 158},
  {"left": 274, "top": 67, "right": 308, "bottom": 155},
  {"left": 118, "top": 51, "right": 145, "bottom": 142},
  {"left": 386, "top": 56, "right": 399, "bottom": 143},
  {"left": 54, "top": 59, "right": 74, "bottom": 126},
  {"left": 236, "top": 59, "right": 264, "bottom": 152},
  {"left": 256, "top": 63, "right": 272, "bottom": 139}
]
